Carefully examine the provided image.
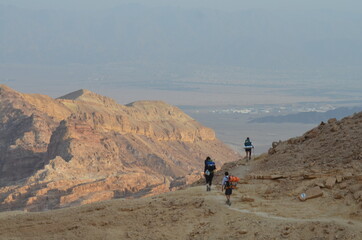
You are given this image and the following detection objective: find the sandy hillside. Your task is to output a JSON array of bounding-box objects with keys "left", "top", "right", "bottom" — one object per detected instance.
[{"left": 0, "top": 158, "right": 361, "bottom": 240}]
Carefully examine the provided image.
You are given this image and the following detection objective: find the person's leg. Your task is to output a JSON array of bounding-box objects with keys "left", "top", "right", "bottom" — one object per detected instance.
[
  {"left": 206, "top": 175, "right": 211, "bottom": 191},
  {"left": 226, "top": 194, "right": 231, "bottom": 205},
  {"left": 248, "top": 149, "right": 251, "bottom": 160},
  {"left": 209, "top": 173, "right": 214, "bottom": 187},
  {"left": 225, "top": 189, "right": 232, "bottom": 205}
]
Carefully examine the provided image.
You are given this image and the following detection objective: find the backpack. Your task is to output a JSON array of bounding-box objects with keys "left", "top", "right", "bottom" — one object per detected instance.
[
  {"left": 225, "top": 175, "right": 239, "bottom": 189},
  {"left": 244, "top": 139, "right": 252, "bottom": 147},
  {"left": 229, "top": 176, "right": 240, "bottom": 182},
  {"left": 206, "top": 161, "right": 216, "bottom": 172}
]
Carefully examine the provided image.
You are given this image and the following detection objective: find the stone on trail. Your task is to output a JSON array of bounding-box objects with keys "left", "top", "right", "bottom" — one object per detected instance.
[
  {"left": 336, "top": 175, "right": 343, "bottom": 183},
  {"left": 325, "top": 177, "right": 336, "bottom": 189},
  {"left": 241, "top": 195, "right": 255, "bottom": 202},
  {"left": 353, "top": 191, "right": 362, "bottom": 201},
  {"left": 299, "top": 186, "right": 323, "bottom": 201},
  {"left": 270, "top": 175, "right": 284, "bottom": 180}
]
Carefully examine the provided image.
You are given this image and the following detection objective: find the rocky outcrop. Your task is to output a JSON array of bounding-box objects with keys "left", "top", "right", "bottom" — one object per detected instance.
[
  {"left": 256, "top": 113, "right": 362, "bottom": 175},
  {"left": 0, "top": 85, "right": 240, "bottom": 211},
  {"left": 250, "top": 111, "right": 362, "bottom": 206}
]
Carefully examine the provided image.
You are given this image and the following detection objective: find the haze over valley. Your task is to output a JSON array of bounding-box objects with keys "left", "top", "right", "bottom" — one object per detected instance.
[
  {"left": 1, "top": 1, "right": 361, "bottom": 155},
  {"left": 1, "top": 1, "right": 362, "bottom": 239}
]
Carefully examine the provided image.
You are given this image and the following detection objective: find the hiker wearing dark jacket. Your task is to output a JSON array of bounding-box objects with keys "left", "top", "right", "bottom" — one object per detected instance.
[
  {"left": 244, "top": 137, "right": 254, "bottom": 160},
  {"left": 204, "top": 156, "right": 216, "bottom": 191}
]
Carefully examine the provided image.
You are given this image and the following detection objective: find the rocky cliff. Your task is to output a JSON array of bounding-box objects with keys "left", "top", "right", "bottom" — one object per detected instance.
[
  {"left": 254, "top": 112, "right": 362, "bottom": 175},
  {"left": 0, "top": 85, "right": 240, "bottom": 211}
]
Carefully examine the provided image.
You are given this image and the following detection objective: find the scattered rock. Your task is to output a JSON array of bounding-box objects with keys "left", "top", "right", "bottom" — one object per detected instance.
[
  {"left": 315, "top": 182, "right": 325, "bottom": 188},
  {"left": 348, "top": 184, "right": 362, "bottom": 194},
  {"left": 344, "top": 172, "right": 353, "bottom": 179},
  {"left": 353, "top": 191, "right": 362, "bottom": 201},
  {"left": 339, "top": 182, "right": 348, "bottom": 189},
  {"left": 328, "top": 118, "right": 337, "bottom": 124},
  {"left": 238, "top": 230, "right": 247, "bottom": 235},
  {"left": 271, "top": 175, "right": 284, "bottom": 180},
  {"left": 325, "top": 177, "right": 336, "bottom": 189},
  {"left": 264, "top": 187, "right": 274, "bottom": 195},
  {"left": 336, "top": 175, "right": 343, "bottom": 183},
  {"left": 334, "top": 193, "right": 343, "bottom": 200},
  {"left": 272, "top": 141, "right": 279, "bottom": 148},
  {"left": 268, "top": 148, "right": 276, "bottom": 155},
  {"left": 241, "top": 196, "right": 255, "bottom": 202}
]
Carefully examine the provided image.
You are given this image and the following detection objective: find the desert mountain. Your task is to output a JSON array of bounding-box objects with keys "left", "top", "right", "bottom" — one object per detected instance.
[
  {"left": 0, "top": 111, "right": 361, "bottom": 239},
  {"left": 0, "top": 85, "right": 240, "bottom": 211}
]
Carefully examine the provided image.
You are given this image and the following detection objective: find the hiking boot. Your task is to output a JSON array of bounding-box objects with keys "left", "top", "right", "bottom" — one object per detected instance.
[{"left": 206, "top": 186, "right": 210, "bottom": 191}]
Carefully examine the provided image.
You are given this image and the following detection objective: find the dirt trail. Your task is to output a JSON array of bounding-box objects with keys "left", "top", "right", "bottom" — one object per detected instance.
[
  {"left": 206, "top": 189, "right": 360, "bottom": 227},
  {"left": 211, "top": 159, "right": 362, "bottom": 232},
  {"left": 228, "top": 205, "right": 361, "bottom": 227}
]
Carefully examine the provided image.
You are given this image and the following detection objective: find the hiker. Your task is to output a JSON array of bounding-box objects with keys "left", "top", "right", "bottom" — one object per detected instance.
[
  {"left": 221, "top": 171, "right": 232, "bottom": 206},
  {"left": 204, "top": 156, "right": 216, "bottom": 191},
  {"left": 244, "top": 137, "right": 254, "bottom": 160}
]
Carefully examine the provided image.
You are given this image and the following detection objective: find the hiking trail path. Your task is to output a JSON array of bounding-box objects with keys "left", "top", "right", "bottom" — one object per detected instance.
[{"left": 203, "top": 160, "right": 362, "bottom": 231}]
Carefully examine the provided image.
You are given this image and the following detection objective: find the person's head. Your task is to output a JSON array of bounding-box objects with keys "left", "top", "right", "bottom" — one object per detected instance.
[
  {"left": 246, "top": 137, "right": 250, "bottom": 140},
  {"left": 206, "top": 156, "right": 211, "bottom": 161},
  {"left": 225, "top": 171, "right": 229, "bottom": 176}
]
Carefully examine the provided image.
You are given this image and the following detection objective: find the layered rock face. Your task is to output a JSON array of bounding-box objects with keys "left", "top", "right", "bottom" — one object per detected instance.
[
  {"left": 0, "top": 85, "right": 240, "bottom": 211},
  {"left": 250, "top": 112, "right": 362, "bottom": 206}
]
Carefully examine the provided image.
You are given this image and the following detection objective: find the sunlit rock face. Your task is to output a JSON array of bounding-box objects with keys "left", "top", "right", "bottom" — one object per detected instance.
[{"left": 0, "top": 85, "right": 240, "bottom": 211}]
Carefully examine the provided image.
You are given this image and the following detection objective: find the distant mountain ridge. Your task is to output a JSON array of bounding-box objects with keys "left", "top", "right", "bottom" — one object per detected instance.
[
  {"left": 249, "top": 106, "right": 362, "bottom": 124},
  {"left": 0, "top": 85, "right": 240, "bottom": 211}
]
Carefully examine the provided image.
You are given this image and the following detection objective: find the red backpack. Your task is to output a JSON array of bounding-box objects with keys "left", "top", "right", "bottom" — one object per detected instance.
[
  {"left": 225, "top": 175, "right": 240, "bottom": 189},
  {"left": 229, "top": 176, "right": 240, "bottom": 182}
]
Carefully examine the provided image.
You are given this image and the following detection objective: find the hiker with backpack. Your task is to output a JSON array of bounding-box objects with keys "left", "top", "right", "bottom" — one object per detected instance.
[
  {"left": 244, "top": 137, "right": 254, "bottom": 160},
  {"left": 204, "top": 156, "right": 216, "bottom": 191},
  {"left": 221, "top": 172, "right": 232, "bottom": 205}
]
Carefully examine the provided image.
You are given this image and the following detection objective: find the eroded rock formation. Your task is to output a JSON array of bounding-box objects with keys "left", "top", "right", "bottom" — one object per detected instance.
[{"left": 0, "top": 85, "right": 240, "bottom": 211}]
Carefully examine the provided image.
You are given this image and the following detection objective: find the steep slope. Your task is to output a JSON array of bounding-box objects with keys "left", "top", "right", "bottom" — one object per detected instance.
[
  {"left": 239, "top": 111, "right": 362, "bottom": 228},
  {"left": 252, "top": 112, "right": 362, "bottom": 176},
  {"left": 0, "top": 85, "right": 240, "bottom": 211}
]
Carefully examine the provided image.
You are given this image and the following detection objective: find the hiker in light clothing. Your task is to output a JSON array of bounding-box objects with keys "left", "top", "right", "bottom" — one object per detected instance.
[{"left": 221, "top": 172, "right": 232, "bottom": 206}]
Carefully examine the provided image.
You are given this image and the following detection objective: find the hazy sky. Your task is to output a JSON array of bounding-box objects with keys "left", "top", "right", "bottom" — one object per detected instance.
[
  {"left": 1, "top": 0, "right": 361, "bottom": 106},
  {"left": 2, "top": 0, "right": 362, "bottom": 12}
]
